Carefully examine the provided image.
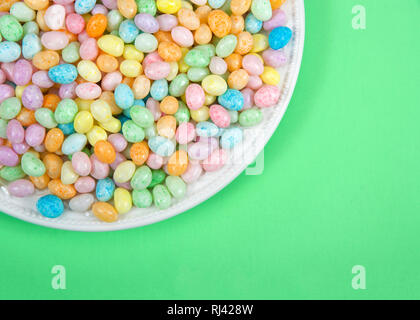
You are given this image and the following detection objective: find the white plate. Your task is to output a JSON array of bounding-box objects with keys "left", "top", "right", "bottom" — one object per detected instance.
[{"left": 0, "top": 0, "right": 305, "bottom": 231}]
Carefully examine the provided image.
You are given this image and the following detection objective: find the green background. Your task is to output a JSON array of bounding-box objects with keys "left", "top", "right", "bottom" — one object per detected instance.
[{"left": 0, "top": 0, "right": 419, "bottom": 300}]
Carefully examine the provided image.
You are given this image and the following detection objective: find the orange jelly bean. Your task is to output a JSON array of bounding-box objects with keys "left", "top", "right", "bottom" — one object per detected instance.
[
  {"left": 36, "top": 9, "right": 50, "bottom": 32},
  {"left": 92, "top": 202, "right": 118, "bottom": 223},
  {"left": 43, "top": 94, "right": 60, "bottom": 111},
  {"left": 117, "top": 0, "right": 137, "bottom": 19},
  {"left": 130, "top": 141, "right": 149, "bottom": 166},
  {"left": 86, "top": 14, "right": 107, "bottom": 38},
  {"left": 159, "top": 96, "right": 179, "bottom": 115},
  {"left": 194, "top": 24, "right": 212, "bottom": 45},
  {"left": 235, "top": 31, "right": 254, "bottom": 55},
  {"left": 43, "top": 153, "right": 63, "bottom": 179},
  {"left": 230, "top": 15, "right": 245, "bottom": 34},
  {"left": 16, "top": 108, "right": 36, "bottom": 127},
  {"left": 225, "top": 53, "right": 243, "bottom": 72},
  {"left": 208, "top": 10, "right": 232, "bottom": 38},
  {"left": 48, "top": 179, "right": 77, "bottom": 199},
  {"left": 94, "top": 140, "right": 116, "bottom": 164},
  {"left": 97, "top": 54, "right": 119, "bottom": 73},
  {"left": 157, "top": 115, "right": 176, "bottom": 139},
  {"left": 195, "top": 5, "right": 211, "bottom": 24},
  {"left": 177, "top": 8, "right": 200, "bottom": 31},
  {"left": 30, "top": 173, "right": 50, "bottom": 190},
  {"left": 230, "top": 0, "right": 252, "bottom": 16},
  {"left": 167, "top": 150, "right": 188, "bottom": 176},
  {"left": 158, "top": 42, "right": 182, "bottom": 62},
  {"left": 45, "top": 128, "right": 64, "bottom": 153},
  {"left": 32, "top": 51, "right": 60, "bottom": 70},
  {"left": 154, "top": 31, "right": 173, "bottom": 43},
  {"left": 228, "top": 69, "right": 249, "bottom": 90}
]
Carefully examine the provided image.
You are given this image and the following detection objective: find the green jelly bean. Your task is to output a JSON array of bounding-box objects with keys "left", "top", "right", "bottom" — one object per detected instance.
[
  {"left": 54, "top": 99, "right": 78, "bottom": 124},
  {"left": 251, "top": 0, "right": 273, "bottom": 22},
  {"left": 35, "top": 108, "right": 57, "bottom": 129},
  {"left": 195, "top": 44, "right": 215, "bottom": 58},
  {"left": 130, "top": 165, "right": 152, "bottom": 190},
  {"left": 136, "top": 0, "right": 157, "bottom": 16},
  {"left": 184, "top": 49, "right": 211, "bottom": 68},
  {"left": 144, "top": 123, "right": 157, "bottom": 139},
  {"left": 122, "top": 120, "right": 145, "bottom": 143},
  {"left": 148, "top": 169, "right": 166, "bottom": 188},
  {"left": 165, "top": 176, "right": 186, "bottom": 199},
  {"left": 23, "top": 21, "right": 39, "bottom": 35},
  {"left": 130, "top": 105, "right": 154, "bottom": 128},
  {"left": 0, "top": 97, "right": 21, "bottom": 120},
  {"left": 132, "top": 189, "right": 153, "bottom": 208},
  {"left": 21, "top": 152, "right": 46, "bottom": 177},
  {"left": 10, "top": 2, "right": 36, "bottom": 23},
  {"left": 187, "top": 67, "right": 210, "bottom": 82},
  {"left": 62, "top": 42, "right": 80, "bottom": 63},
  {"left": 107, "top": 10, "right": 123, "bottom": 32},
  {"left": 174, "top": 102, "right": 190, "bottom": 123},
  {"left": 216, "top": 35, "right": 238, "bottom": 58},
  {"left": 239, "top": 107, "right": 263, "bottom": 127},
  {"left": 169, "top": 73, "right": 189, "bottom": 97},
  {"left": 228, "top": 110, "right": 238, "bottom": 123},
  {"left": 135, "top": 33, "right": 158, "bottom": 53},
  {"left": 0, "top": 165, "right": 26, "bottom": 182},
  {"left": 0, "top": 15, "right": 23, "bottom": 42},
  {"left": 0, "top": 119, "right": 7, "bottom": 138},
  {"left": 152, "top": 184, "right": 171, "bottom": 210}
]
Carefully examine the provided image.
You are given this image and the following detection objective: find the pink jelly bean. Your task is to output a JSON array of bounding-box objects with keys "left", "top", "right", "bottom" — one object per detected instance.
[
  {"left": 146, "top": 152, "right": 163, "bottom": 169},
  {"left": 1, "top": 62, "right": 15, "bottom": 81},
  {"left": 263, "top": 9, "right": 287, "bottom": 31},
  {"left": 75, "top": 176, "right": 96, "bottom": 193},
  {"left": 13, "top": 59, "right": 33, "bottom": 86},
  {"left": 171, "top": 26, "right": 194, "bottom": 47},
  {"left": 202, "top": 149, "right": 227, "bottom": 172},
  {"left": 59, "top": 82, "right": 77, "bottom": 99},
  {"left": 25, "top": 124, "right": 46, "bottom": 147},
  {"left": 90, "top": 154, "right": 110, "bottom": 179},
  {"left": 0, "top": 70, "right": 5, "bottom": 84},
  {"left": 66, "top": 13, "right": 85, "bottom": 34},
  {"left": 32, "top": 70, "right": 55, "bottom": 88},
  {"left": 0, "top": 84, "right": 15, "bottom": 103},
  {"left": 22, "top": 85, "right": 44, "bottom": 110},
  {"left": 144, "top": 61, "right": 171, "bottom": 80},
  {"left": 242, "top": 54, "right": 264, "bottom": 75},
  {"left": 135, "top": 13, "right": 159, "bottom": 33},
  {"left": 7, "top": 179, "right": 35, "bottom": 197},
  {"left": 78, "top": 30, "right": 90, "bottom": 43},
  {"left": 209, "top": 56, "right": 227, "bottom": 75},
  {"left": 196, "top": 136, "right": 219, "bottom": 150},
  {"left": 209, "top": 104, "right": 230, "bottom": 128},
  {"left": 79, "top": 38, "right": 98, "bottom": 61},
  {"left": 71, "top": 151, "right": 91, "bottom": 176},
  {"left": 241, "top": 88, "right": 255, "bottom": 110},
  {"left": 142, "top": 51, "right": 163, "bottom": 68},
  {"left": 254, "top": 85, "right": 281, "bottom": 108},
  {"left": 0, "top": 146, "right": 19, "bottom": 166},
  {"left": 76, "top": 83, "right": 102, "bottom": 99},
  {"left": 146, "top": 98, "right": 162, "bottom": 121},
  {"left": 101, "top": 71, "right": 122, "bottom": 91},
  {"left": 41, "top": 31, "right": 69, "bottom": 50},
  {"left": 107, "top": 133, "right": 127, "bottom": 152},
  {"left": 176, "top": 122, "right": 196, "bottom": 144},
  {"left": 181, "top": 161, "right": 203, "bottom": 183},
  {"left": 101, "top": 0, "right": 118, "bottom": 9},
  {"left": 185, "top": 84, "right": 205, "bottom": 110},
  {"left": 110, "top": 152, "right": 126, "bottom": 170},
  {"left": 44, "top": 4, "right": 66, "bottom": 30},
  {"left": 156, "top": 14, "right": 178, "bottom": 31},
  {"left": 188, "top": 141, "right": 214, "bottom": 160},
  {"left": 262, "top": 49, "right": 288, "bottom": 68},
  {"left": 7, "top": 120, "right": 24, "bottom": 144},
  {"left": 92, "top": 4, "right": 109, "bottom": 15},
  {"left": 13, "top": 142, "right": 30, "bottom": 154},
  {"left": 246, "top": 75, "right": 263, "bottom": 90}
]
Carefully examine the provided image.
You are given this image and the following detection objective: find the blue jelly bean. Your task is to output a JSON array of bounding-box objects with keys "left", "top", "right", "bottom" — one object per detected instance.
[
  {"left": 245, "top": 13, "right": 263, "bottom": 34},
  {"left": 61, "top": 133, "right": 87, "bottom": 155},
  {"left": 114, "top": 83, "right": 134, "bottom": 109},
  {"left": 148, "top": 136, "right": 175, "bottom": 157},
  {"left": 74, "top": 0, "right": 96, "bottom": 15},
  {"left": 196, "top": 121, "right": 219, "bottom": 137},
  {"left": 220, "top": 127, "right": 243, "bottom": 149},
  {"left": 134, "top": 99, "right": 145, "bottom": 107},
  {"left": 58, "top": 122, "right": 75, "bottom": 135},
  {"left": 48, "top": 64, "right": 78, "bottom": 84},
  {"left": 0, "top": 41, "right": 21, "bottom": 63},
  {"left": 119, "top": 19, "right": 139, "bottom": 43},
  {"left": 268, "top": 26, "right": 292, "bottom": 50},
  {"left": 96, "top": 177, "right": 115, "bottom": 202},
  {"left": 218, "top": 89, "right": 244, "bottom": 111},
  {"left": 150, "top": 79, "right": 168, "bottom": 101},
  {"left": 22, "top": 33, "right": 42, "bottom": 59},
  {"left": 36, "top": 195, "right": 64, "bottom": 218}
]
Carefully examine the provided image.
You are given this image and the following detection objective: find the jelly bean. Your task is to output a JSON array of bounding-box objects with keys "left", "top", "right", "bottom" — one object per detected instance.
[
  {"left": 158, "top": 42, "right": 182, "bottom": 63},
  {"left": 76, "top": 83, "right": 102, "bottom": 100},
  {"left": 21, "top": 152, "right": 46, "bottom": 177},
  {"left": 130, "top": 105, "right": 154, "bottom": 128},
  {"left": 157, "top": 0, "right": 181, "bottom": 14},
  {"left": 228, "top": 69, "right": 249, "bottom": 90},
  {"left": 231, "top": 15, "right": 245, "bottom": 34},
  {"left": 45, "top": 128, "right": 64, "bottom": 152},
  {"left": 129, "top": 141, "right": 149, "bottom": 165},
  {"left": 8, "top": 179, "right": 34, "bottom": 197},
  {"left": 254, "top": 84, "right": 280, "bottom": 108},
  {"left": 21, "top": 85, "right": 44, "bottom": 110},
  {"left": 187, "top": 67, "right": 209, "bottom": 82},
  {"left": 169, "top": 73, "right": 189, "bottom": 97},
  {"left": 221, "top": 127, "right": 243, "bottom": 149},
  {"left": 44, "top": 4, "right": 66, "bottom": 30},
  {"left": 242, "top": 54, "right": 264, "bottom": 76},
  {"left": 148, "top": 135, "right": 175, "bottom": 157},
  {"left": 0, "top": 165, "right": 25, "bottom": 182},
  {"left": 61, "top": 160, "right": 79, "bottom": 185},
  {"left": 132, "top": 188, "right": 152, "bottom": 208},
  {"left": 119, "top": 20, "right": 139, "bottom": 44},
  {"left": 171, "top": 26, "right": 193, "bottom": 48},
  {"left": 114, "top": 83, "right": 134, "bottom": 109},
  {"left": 41, "top": 31, "right": 69, "bottom": 50},
  {"left": 175, "top": 122, "right": 195, "bottom": 144},
  {"left": 145, "top": 153, "right": 162, "bottom": 170},
  {"left": 216, "top": 35, "right": 238, "bottom": 58},
  {"left": 12, "top": 142, "right": 30, "bottom": 155},
  {"left": 148, "top": 169, "right": 166, "bottom": 188},
  {"left": 202, "top": 148, "right": 227, "bottom": 171},
  {"left": 0, "top": 42, "right": 21, "bottom": 63},
  {"left": 152, "top": 184, "right": 171, "bottom": 209},
  {"left": 241, "top": 87, "right": 255, "bottom": 109},
  {"left": 89, "top": 153, "right": 109, "bottom": 179},
  {"left": 112, "top": 160, "right": 134, "bottom": 183},
  {"left": 0, "top": 15, "right": 23, "bottom": 42},
  {"left": 92, "top": 202, "right": 118, "bottom": 222},
  {"left": 37, "top": 194, "right": 64, "bottom": 218},
  {"left": 270, "top": 0, "right": 286, "bottom": 10},
  {"left": 260, "top": 66, "right": 280, "bottom": 85},
  {"left": 54, "top": 99, "right": 78, "bottom": 124},
  {"left": 112, "top": 187, "right": 131, "bottom": 214},
  {"left": 160, "top": 96, "right": 179, "bottom": 115},
  {"left": 178, "top": 8, "right": 200, "bottom": 30},
  {"left": 144, "top": 61, "right": 171, "bottom": 80},
  {"left": 62, "top": 42, "right": 81, "bottom": 64},
  {"left": 25, "top": 123, "right": 45, "bottom": 147},
  {"left": 201, "top": 75, "right": 227, "bottom": 96},
  {"left": 35, "top": 108, "right": 57, "bottom": 128},
  {"left": 74, "top": 0, "right": 96, "bottom": 15},
  {"left": 150, "top": 79, "right": 169, "bottom": 101},
  {"left": 194, "top": 24, "right": 212, "bottom": 45},
  {"left": 66, "top": 13, "right": 85, "bottom": 34},
  {"left": 43, "top": 153, "right": 63, "bottom": 179},
  {"left": 69, "top": 193, "right": 95, "bottom": 212},
  {"left": 209, "top": 56, "right": 227, "bottom": 75},
  {"left": 135, "top": 33, "right": 158, "bottom": 53},
  {"left": 0, "top": 97, "right": 21, "bottom": 120},
  {"left": 80, "top": 38, "right": 99, "bottom": 60},
  {"left": 184, "top": 49, "right": 210, "bottom": 67},
  {"left": 108, "top": 133, "right": 128, "bottom": 152},
  {"left": 61, "top": 133, "right": 88, "bottom": 155},
  {"left": 245, "top": 12, "right": 262, "bottom": 34},
  {"left": 218, "top": 89, "right": 244, "bottom": 111},
  {"left": 195, "top": 121, "right": 219, "bottom": 137},
  {"left": 59, "top": 82, "right": 78, "bottom": 100},
  {"left": 78, "top": 60, "right": 102, "bottom": 83},
  {"left": 22, "top": 34, "right": 42, "bottom": 60},
  {"left": 94, "top": 140, "right": 116, "bottom": 164},
  {"left": 167, "top": 150, "right": 188, "bottom": 176},
  {"left": 239, "top": 107, "right": 263, "bottom": 127},
  {"left": 263, "top": 9, "right": 286, "bottom": 31},
  {"left": 0, "top": 146, "right": 19, "bottom": 166},
  {"left": 262, "top": 48, "right": 287, "bottom": 68},
  {"left": 10, "top": 2, "right": 36, "bottom": 22},
  {"left": 156, "top": 115, "right": 176, "bottom": 138},
  {"left": 129, "top": 165, "right": 151, "bottom": 190},
  {"left": 251, "top": 0, "right": 272, "bottom": 22},
  {"left": 187, "top": 140, "right": 214, "bottom": 160},
  {"left": 208, "top": 10, "right": 231, "bottom": 38},
  {"left": 247, "top": 75, "right": 263, "bottom": 90},
  {"left": 22, "top": 21, "right": 39, "bottom": 36},
  {"left": 190, "top": 105, "right": 209, "bottom": 122},
  {"left": 181, "top": 161, "right": 202, "bottom": 183},
  {"left": 134, "top": 13, "right": 159, "bottom": 34},
  {"left": 268, "top": 26, "right": 292, "bottom": 50},
  {"left": 122, "top": 120, "right": 145, "bottom": 143},
  {"left": 185, "top": 84, "right": 205, "bottom": 110},
  {"left": 96, "top": 177, "right": 115, "bottom": 201},
  {"left": 48, "top": 64, "right": 78, "bottom": 84},
  {"left": 48, "top": 178, "right": 76, "bottom": 199},
  {"left": 165, "top": 175, "right": 186, "bottom": 198},
  {"left": 71, "top": 151, "right": 91, "bottom": 176},
  {"left": 157, "top": 14, "right": 178, "bottom": 32},
  {"left": 86, "top": 14, "right": 107, "bottom": 38},
  {"left": 231, "top": 0, "right": 251, "bottom": 16},
  {"left": 209, "top": 104, "right": 230, "bottom": 128},
  {"left": 98, "top": 34, "right": 124, "bottom": 56}
]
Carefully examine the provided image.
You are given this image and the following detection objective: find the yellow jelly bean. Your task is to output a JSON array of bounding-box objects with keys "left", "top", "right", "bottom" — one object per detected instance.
[
  {"left": 90, "top": 99, "right": 112, "bottom": 123},
  {"left": 75, "top": 98, "right": 93, "bottom": 111},
  {"left": 77, "top": 60, "right": 102, "bottom": 83},
  {"left": 61, "top": 161, "right": 79, "bottom": 185},
  {"left": 251, "top": 34, "right": 269, "bottom": 53},
  {"left": 118, "top": 0, "right": 137, "bottom": 19},
  {"left": 74, "top": 111, "right": 94, "bottom": 134},
  {"left": 260, "top": 66, "right": 281, "bottom": 85},
  {"left": 204, "top": 93, "right": 216, "bottom": 105},
  {"left": 99, "top": 117, "right": 121, "bottom": 133},
  {"left": 157, "top": 0, "right": 182, "bottom": 14},
  {"left": 114, "top": 188, "right": 132, "bottom": 214},
  {"left": 190, "top": 106, "right": 209, "bottom": 122},
  {"left": 201, "top": 75, "right": 228, "bottom": 96},
  {"left": 120, "top": 59, "right": 142, "bottom": 78},
  {"left": 123, "top": 45, "right": 144, "bottom": 61},
  {"left": 166, "top": 62, "right": 179, "bottom": 81},
  {"left": 87, "top": 126, "right": 108, "bottom": 146},
  {"left": 178, "top": 47, "right": 190, "bottom": 73},
  {"left": 132, "top": 75, "right": 151, "bottom": 99},
  {"left": 15, "top": 85, "right": 29, "bottom": 99},
  {"left": 180, "top": 0, "right": 193, "bottom": 10},
  {"left": 113, "top": 161, "right": 136, "bottom": 183},
  {"left": 97, "top": 35, "right": 124, "bottom": 57}
]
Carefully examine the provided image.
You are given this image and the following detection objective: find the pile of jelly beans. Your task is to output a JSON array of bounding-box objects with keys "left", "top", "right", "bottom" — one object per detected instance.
[{"left": 0, "top": 0, "right": 292, "bottom": 222}]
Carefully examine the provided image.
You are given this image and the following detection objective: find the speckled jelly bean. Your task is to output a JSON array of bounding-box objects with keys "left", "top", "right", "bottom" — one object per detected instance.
[
  {"left": 96, "top": 177, "right": 115, "bottom": 202},
  {"left": 69, "top": 193, "right": 95, "bottom": 212},
  {"left": 37, "top": 194, "right": 64, "bottom": 218},
  {"left": 48, "top": 64, "right": 78, "bottom": 84},
  {"left": 0, "top": 42, "right": 21, "bottom": 63},
  {"left": 254, "top": 84, "right": 281, "bottom": 108},
  {"left": 7, "top": 179, "right": 35, "bottom": 197},
  {"left": 21, "top": 152, "right": 46, "bottom": 177},
  {"left": 61, "top": 133, "right": 87, "bottom": 155},
  {"left": 268, "top": 26, "right": 292, "bottom": 50},
  {"left": 218, "top": 89, "right": 244, "bottom": 111}
]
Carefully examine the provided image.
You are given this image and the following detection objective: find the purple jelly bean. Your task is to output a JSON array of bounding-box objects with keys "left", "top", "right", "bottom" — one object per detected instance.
[
  {"left": 134, "top": 13, "right": 159, "bottom": 33},
  {"left": 156, "top": 14, "right": 178, "bottom": 31},
  {"left": 0, "top": 84, "right": 14, "bottom": 103},
  {"left": 0, "top": 146, "right": 19, "bottom": 166},
  {"left": 263, "top": 9, "right": 287, "bottom": 31},
  {"left": 59, "top": 82, "right": 77, "bottom": 99},
  {"left": 241, "top": 88, "right": 255, "bottom": 110},
  {"left": 12, "top": 142, "right": 30, "bottom": 154},
  {"left": 25, "top": 123, "right": 46, "bottom": 147},
  {"left": 7, "top": 179, "right": 35, "bottom": 197},
  {"left": 32, "top": 70, "right": 55, "bottom": 88},
  {"left": 21, "top": 85, "right": 44, "bottom": 110},
  {"left": 262, "top": 49, "right": 288, "bottom": 68},
  {"left": 13, "top": 59, "right": 33, "bottom": 86},
  {"left": 6, "top": 119, "right": 25, "bottom": 144}
]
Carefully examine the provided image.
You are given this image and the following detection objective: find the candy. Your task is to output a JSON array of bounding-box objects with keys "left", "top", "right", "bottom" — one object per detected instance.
[
  {"left": 71, "top": 151, "right": 92, "bottom": 176},
  {"left": 114, "top": 187, "right": 132, "bottom": 214},
  {"left": 254, "top": 84, "right": 281, "bottom": 108},
  {"left": 22, "top": 34, "right": 42, "bottom": 60},
  {"left": 92, "top": 202, "right": 118, "bottom": 222},
  {"left": 239, "top": 107, "right": 263, "bottom": 126},
  {"left": 0, "top": 15, "right": 23, "bottom": 42},
  {"left": 135, "top": 33, "right": 158, "bottom": 53},
  {"left": 268, "top": 26, "right": 292, "bottom": 50},
  {"left": 0, "top": 42, "right": 21, "bottom": 63},
  {"left": 7, "top": 179, "right": 35, "bottom": 197},
  {"left": 43, "top": 153, "right": 63, "bottom": 179},
  {"left": 0, "top": 146, "right": 19, "bottom": 166},
  {"left": 251, "top": 0, "right": 273, "bottom": 22},
  {"left": 36, "top": 195, "right": 64, "bottom": 218},
  {"left": 69, "top": 193, "right": 95, "bottom": 212},
  {"left": 132, "top": 189, "right": 152, "bottom": 208},
  {"left": 21, "top": 152, "right": 46, "bottom": 177},
  {"left": 96, "top": 177, "right": 115, "bottom": 201},
  {"left": 61, "top": 133, "right": 88, "bottom": 155},
  {"left": 48, "top": 64, "right": 78, "bottom": 84}
]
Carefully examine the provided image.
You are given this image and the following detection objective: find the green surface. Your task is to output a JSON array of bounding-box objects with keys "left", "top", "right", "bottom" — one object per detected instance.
[{"left": 1, "top": 0, "right": 419, "bottom": 299}]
